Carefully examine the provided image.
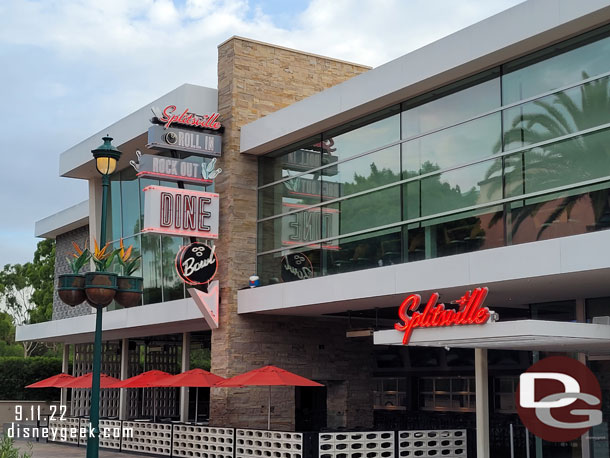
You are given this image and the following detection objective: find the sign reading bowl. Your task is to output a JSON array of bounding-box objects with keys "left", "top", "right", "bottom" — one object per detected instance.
[
  {"left": 142, "top": 185, "right": 219, "bottom": 239},
  {"left": 516, "top": 356, "right": 602, "bottom": 442},
  {"left": 176, "top": 242, "right": 218, "bottom": 285}
]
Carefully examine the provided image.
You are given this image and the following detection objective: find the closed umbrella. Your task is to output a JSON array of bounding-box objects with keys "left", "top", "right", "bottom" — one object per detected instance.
[
  {"left": 215, "top": 365, "right": 323, "bottom": 429},
  {"left": 150, "top": 369, "right": 225, "bottom": 422},
  {"left": 109, "top": 370, "right": 173, "bottom": 422},
  {"left": 26, "top": 373, "right": 75, "bottom": 388},
  {"left": 62, "top": 373, "right": 120, "bottom": 389}
]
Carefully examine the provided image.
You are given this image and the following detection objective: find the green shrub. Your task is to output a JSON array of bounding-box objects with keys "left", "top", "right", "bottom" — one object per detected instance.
[
  {"left": 0, "top": 436, "right": 31, "bottom": 458},
  {"left": 0, "top": 357, "right": 64, "bottom": 401}
]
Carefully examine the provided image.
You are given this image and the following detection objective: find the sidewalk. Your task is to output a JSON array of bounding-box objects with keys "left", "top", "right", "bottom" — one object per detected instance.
[{"left": 15, "top": 441, "right": 152, "bottom": 457}]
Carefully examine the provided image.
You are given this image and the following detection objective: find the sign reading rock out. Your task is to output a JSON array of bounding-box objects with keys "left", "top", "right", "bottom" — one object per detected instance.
[
  {"left": 142, "top": 185, "right": 219, "bottom": 239},
  {"left": 134, "top": 153, "right": 221, "bottom": 185}
]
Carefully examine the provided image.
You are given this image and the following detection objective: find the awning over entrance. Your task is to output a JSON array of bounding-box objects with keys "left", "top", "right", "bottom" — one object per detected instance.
[{"left": 374, "top": 320, "right": 610, "bottom": 354}]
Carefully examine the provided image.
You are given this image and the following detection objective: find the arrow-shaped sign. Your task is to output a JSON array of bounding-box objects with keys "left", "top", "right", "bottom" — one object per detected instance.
[{"left": 188, "top": 280, "right": 219, "bottom": 329}]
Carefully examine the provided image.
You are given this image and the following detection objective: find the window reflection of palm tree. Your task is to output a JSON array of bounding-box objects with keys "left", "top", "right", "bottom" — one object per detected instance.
[{"left": 485, "top": 73, "right": 610, "bottom": 238}]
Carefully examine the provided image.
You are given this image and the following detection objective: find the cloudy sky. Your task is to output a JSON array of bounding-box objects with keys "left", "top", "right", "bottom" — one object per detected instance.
[{"left": 0, "top": 0, "right": 523, "bottom": 267}]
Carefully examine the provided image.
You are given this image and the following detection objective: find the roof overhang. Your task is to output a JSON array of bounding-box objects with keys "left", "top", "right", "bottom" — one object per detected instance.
[
  {"left": 16, "top": 298, "right": 209, "bottom": 344},
  {"left": 240, "top": 0, "right": 610, "bottom": 156},
  {"left": 35, "top": 200, "right": 89, "bottom": 239},
  {"left": 59, "top": 84, "right": 218, "bottom": 180},
  {"left": 374, "top": 320, "right": 610, "bottom": 354}
]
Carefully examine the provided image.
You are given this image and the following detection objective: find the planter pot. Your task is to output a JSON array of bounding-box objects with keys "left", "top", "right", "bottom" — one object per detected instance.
[
  {"left": 57, "top": 274, "right": 86, "bottom": 306},
  {"left": 115, "top": 276, "right": 143, "bottom": 308},
  {"left": 84, "top": 272, "right": 118, "bottom": 307}
]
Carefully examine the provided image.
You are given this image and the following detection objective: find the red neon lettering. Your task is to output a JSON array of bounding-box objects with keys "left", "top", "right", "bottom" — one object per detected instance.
[
  {"left": 394, "top": 287, "right": 491, "bottom": 345},
  {"left": 160, "top": 192, "right": 173, "bottom": 227},
  {"left": 159, "top": 105, "right": 221, "bottom": 130}
]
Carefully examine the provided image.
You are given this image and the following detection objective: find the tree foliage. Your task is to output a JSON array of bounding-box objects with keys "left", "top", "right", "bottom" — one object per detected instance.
[{"left": 0, "top": 239, "right": 55, "bottom": 356}]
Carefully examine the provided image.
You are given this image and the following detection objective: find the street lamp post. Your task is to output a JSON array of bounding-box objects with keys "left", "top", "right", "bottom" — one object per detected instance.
[{"left": 87, "top": 136, "right": 121, "bottom": 458}]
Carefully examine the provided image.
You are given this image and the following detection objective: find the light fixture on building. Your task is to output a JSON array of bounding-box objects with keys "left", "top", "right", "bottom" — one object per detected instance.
[
  {"left": 91, "top": 135, "right": 122, "bottom": 176},
  {"left": 346, "top": 328, "right": 374, "bottom": 338}
]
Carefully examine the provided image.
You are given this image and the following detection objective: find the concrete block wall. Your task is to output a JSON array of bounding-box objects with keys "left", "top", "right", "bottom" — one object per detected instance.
[
  {"left": 52, "top": 225, "right": 93, "bottom": 320},
  {"left": 211, "top": 37, "right": 373, "bottom": 431}
]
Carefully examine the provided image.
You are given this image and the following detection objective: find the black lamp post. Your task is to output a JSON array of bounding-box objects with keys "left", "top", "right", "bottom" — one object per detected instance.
[{"left": 86, "top": 135, "right": 121, "bottom": 458}]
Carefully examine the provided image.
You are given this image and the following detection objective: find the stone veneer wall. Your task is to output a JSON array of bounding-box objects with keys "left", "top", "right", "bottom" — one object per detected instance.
[
  {"left": 52, "top": 225, "right": 93, "bottom": 320},
  {"left": 211, "top": 37, "right": 373, "bottom": 430}
]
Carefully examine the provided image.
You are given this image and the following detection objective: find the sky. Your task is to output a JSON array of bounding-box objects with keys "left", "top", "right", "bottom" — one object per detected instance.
[{"left": 0, "top": 0, "right": 524, "bottom": 268}]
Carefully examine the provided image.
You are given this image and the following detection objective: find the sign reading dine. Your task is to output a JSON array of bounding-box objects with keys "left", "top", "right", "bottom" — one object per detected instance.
[
  {"left": 142, "top": 185, "right": 219, "bottom": 239},
  {"left": 395, "top": 287, "right": 494, "bottom": 345}
]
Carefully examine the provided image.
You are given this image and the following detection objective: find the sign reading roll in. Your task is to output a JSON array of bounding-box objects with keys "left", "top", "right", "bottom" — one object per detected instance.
[
  {"left": 143, "top": 185, "right": 219, "bottom": 239},
  {"left": 176, "top": 242, "right": 218, "bottom": 285},
  {"left": 147, "top": 125, "right": 222, "bottom": 157}
]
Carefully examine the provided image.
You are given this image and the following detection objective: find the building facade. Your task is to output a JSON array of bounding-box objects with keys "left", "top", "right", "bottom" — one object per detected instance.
[{"left": 17, "top": 2, "right": 610, "bottom": 458}]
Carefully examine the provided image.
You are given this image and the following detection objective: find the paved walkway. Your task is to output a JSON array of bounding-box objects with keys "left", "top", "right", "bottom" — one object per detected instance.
[{"left": 15, "top": 441, "right": 153, "bottom": 457}]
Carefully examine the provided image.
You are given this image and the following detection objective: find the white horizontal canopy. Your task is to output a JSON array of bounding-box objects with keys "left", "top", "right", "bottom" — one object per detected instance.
[{"left": 374, "top": 320, "right": 610, "bottom": 354}]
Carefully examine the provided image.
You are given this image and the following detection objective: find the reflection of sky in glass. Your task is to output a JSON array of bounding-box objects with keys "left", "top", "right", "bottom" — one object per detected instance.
[
  {"left": 329, "top": 114, "right": 400, "bottom": 161},
  {"left": 403, "top": 78, "right": 500, "bottom": 138},
  {"left": 503, "top": 34, "right": 610, "bottom": 104}
]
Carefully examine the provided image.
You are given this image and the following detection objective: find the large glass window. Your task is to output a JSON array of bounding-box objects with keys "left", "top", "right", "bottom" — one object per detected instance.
[
  {"left": 322, "top": 228, "right": 401, "bottom": 275},
  {"left": 503, "top": 75, "right": 610, "bottom": 151},
  {"left": 420, "top": 159, "right": 502, "bottom": 217},
  {"left": 258, "top": 173, "right": 321, "bottom": 219},
  {"left": 503, "top": 27, "right": 610, "bottom": 104},
  {"left": 325, "top": 187, "right": 401, "bottom": 236},
  {"left": 323, "top": 110, "right": 400, "bottom": 162},
  {"left": 402, "top": 72, "right": 500, "bottom": 138},
  {"left": 255, "top": 24, "right": 610, "bottom": 286},
  {"left": 258, "top": 136, "right": 323, "bottom": 186},
  {"left": 322, "top": 145, "right": 400, "bottom": 199},
  {"left": 121, "top": 166, "right": 140, "bottom": 237},
  {"left": 106, "top": 159, "right": 206, "bottom": 306},
  {"left": 402, "top": 113, "right": 501, "bottom": 176}
]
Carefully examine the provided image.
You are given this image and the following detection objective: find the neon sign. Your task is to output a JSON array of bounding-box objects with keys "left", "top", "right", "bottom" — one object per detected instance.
[
  {"left": 395, "top": 287, "right": 492, "bottom": 345},
  {"left": 142, "top": 186, "right": 219, "bottom": 239},
  {"left": 152, "top": 105, "right": 222, "bottom": 130}
]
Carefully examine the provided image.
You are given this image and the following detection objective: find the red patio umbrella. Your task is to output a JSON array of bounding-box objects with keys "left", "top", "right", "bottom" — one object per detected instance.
[
  {"left": 26, "top": 373, "right": 75, "bottom": 388},
  {"left": 109, "top": 370, "right": 173, "bottom": 422},
  {"left": 62, "top": 373, "right": 120, "bottom": 389},
  {"left": 215, "top": 365, "right": 323, "bottom": 429},
  {"left": 150, "top": 369, "right": 225, "bottom": 422},
  {"left": 109, "top": 370, "right": 172, "bottom": 388}
]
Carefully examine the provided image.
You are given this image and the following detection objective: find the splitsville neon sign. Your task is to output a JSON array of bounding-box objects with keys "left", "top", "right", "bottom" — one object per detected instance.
[
  {"left": 395, "top": 287, "right": 492, "bottom": 345},
  {"left": 153, "top": 105, "right": 221, "bottom": 131}
]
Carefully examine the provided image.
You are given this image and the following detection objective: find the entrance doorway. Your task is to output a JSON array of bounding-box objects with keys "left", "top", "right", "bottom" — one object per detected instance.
[{"left": 295, "top": 386, "right": 327, "bottom": 431}]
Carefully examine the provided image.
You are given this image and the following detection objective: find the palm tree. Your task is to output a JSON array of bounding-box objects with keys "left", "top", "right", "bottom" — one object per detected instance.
[{"left": 485, "top": 72, "right": 610, "bottom": 238}]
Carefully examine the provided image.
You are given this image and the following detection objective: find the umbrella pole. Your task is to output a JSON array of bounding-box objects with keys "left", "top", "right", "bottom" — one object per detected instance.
[
  {"left": 153, "top": 388, "right": 157, "bottom": 423},
  {"left": 267, "top": 386, "right": 271, "bottom": 430},
  {"left": 195, "top": 387, "right": 199, "bottom": 423}
]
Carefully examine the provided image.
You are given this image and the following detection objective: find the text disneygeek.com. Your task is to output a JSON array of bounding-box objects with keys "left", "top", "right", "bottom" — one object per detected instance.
[{"left": 6, "top": 423, "right": 134, "bottom": 441}]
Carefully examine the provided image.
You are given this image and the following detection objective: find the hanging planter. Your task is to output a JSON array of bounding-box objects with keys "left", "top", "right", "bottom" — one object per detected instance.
[
  {"left": 57, "top": 274, "right": 86, "bottom": 306},
  {"left": 84, "top": 272, "right": 118, "bottom": 307},
  {"left": 85, "top": 239, "right": 118, "bottom": 307},
  {"left": 58, "top": 241, "right": 90, "bottom": 307},
  {"left": 114, "top": 239, "right": 143, "bottom": 308},
  {"left": 115, "top": 275, "right": 143, "bottom": 307}
]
